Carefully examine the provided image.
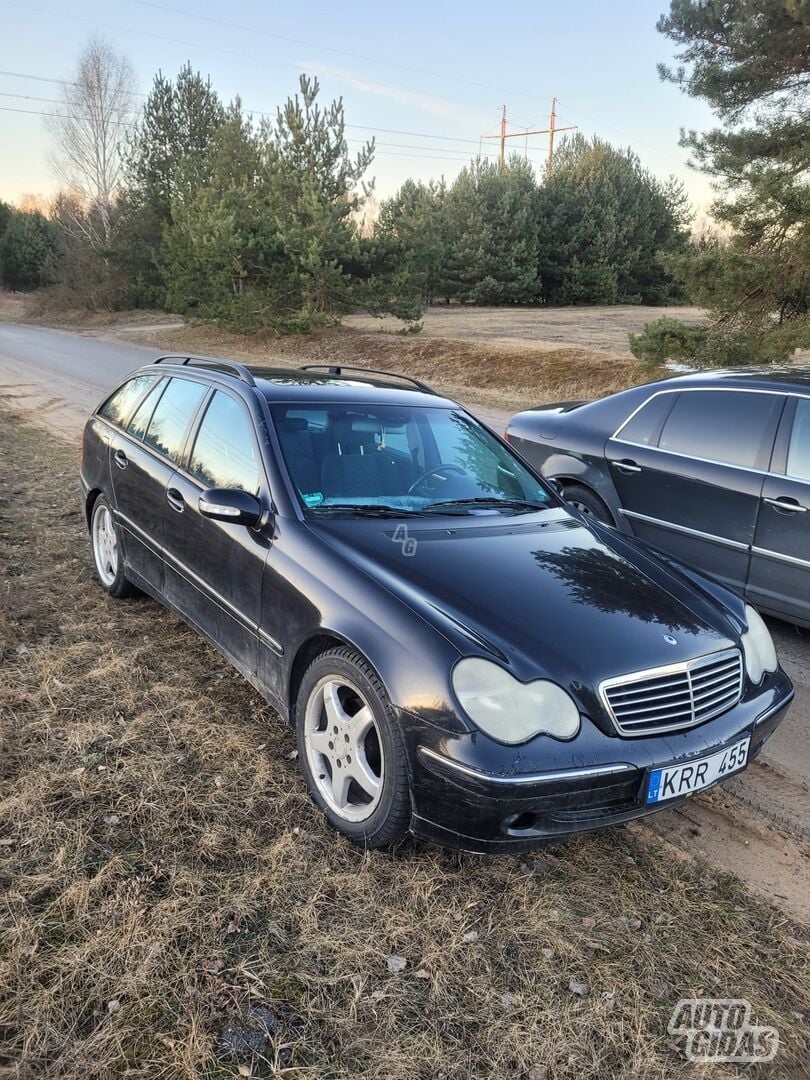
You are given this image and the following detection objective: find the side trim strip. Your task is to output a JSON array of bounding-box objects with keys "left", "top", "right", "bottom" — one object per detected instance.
[
  {"left": 417, "top": 745, "right": 635, "bottom": 786},
  {"left": 751, "top": 545, "right": 810, "bottom": 570},
  {"left": 618, "top": 508, "right": 750, "bottom": 551}
]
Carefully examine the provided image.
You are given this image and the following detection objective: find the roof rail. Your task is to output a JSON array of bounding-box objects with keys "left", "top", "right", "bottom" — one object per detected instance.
[
  {"left": 154, "top": 354, "right": 256, "bottom": 387},
  {"left": 298, "top": 363, "right": 436, "bottom": 395}
]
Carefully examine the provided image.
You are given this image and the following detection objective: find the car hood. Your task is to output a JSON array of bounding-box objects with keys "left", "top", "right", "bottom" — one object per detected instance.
[{"left": 311, "top": 508, "right": 738, "bottom": 704}]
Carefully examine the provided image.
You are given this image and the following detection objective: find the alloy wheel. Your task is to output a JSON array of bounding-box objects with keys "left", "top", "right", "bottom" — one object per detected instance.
[
  {"left": 92, "top": 503, "right": 119, "bottom": 587},
  {"left": 303, "top": 676, "right": 384, "bottom": 822}
]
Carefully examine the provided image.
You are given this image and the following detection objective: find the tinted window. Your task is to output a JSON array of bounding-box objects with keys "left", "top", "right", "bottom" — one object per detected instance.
[
  {"left": 189, "top": 391, "right": 260, "bottom": 494},
  {"left": 617, "top": 393, "right": 676, "bottom": 446},
  {"left": 787, "top": 398, "right": 810, "bottom": 481},
  {"left": 126, "top": 379, "right": 166, "bottom": 441},
  {"left": 143, "top": 377, "right": 206, "bottom": 462},
  {"left": 658, "top": 391, "right": 782, "bottom": 469},
  {"left": 98, "top": 374, "right": 157, "bottom": 427}
]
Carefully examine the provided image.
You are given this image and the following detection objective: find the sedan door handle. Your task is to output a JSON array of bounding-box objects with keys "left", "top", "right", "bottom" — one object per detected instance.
[
  {"left": 611, "top": 459, "right": 642, "bottom": 475},
  {"left": 113, "top": 449, "right": 128, "bottom": 470},
  {"left": 763, "top": 496, "right": 807, "bottom": 514},
  {"left": 166, "top": 487, "right": 185, "bottom": 513}
]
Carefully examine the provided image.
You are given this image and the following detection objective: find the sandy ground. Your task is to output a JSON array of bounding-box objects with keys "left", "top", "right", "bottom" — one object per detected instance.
[{"left": 345, "top": 304, "right": 708, "bottom": 355}]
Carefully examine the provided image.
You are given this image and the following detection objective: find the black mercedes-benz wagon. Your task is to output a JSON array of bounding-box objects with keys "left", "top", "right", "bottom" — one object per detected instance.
[
  {"left": 80, "top": 356, "right": 793, "bottom": 852},
  {"left": 507, "top": 369, "right": 810, "bottom": 629}
]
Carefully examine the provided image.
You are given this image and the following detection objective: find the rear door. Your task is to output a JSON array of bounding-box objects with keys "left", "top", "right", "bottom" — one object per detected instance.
[
  {"left": 112, "top": 375, "right": 208, "bottom": 590},
  {"left": 748, "top": 396, "right": 810, "bottom": 623},
  {"left": 107, "top": 375, "right": 169, "bottom": 589},
  {"left": 161, "top": 388, "right": 271, "bottom": 677},
  {"left": 605, "top": 389, "right": 785, "bottom": 591}
]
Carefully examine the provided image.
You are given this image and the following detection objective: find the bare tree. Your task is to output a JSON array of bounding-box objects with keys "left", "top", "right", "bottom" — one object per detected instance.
[{"left": 46, "top": 36, "right": 135, "bottom": 247}]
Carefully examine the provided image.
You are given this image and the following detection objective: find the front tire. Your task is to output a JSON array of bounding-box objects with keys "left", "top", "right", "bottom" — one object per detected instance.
[
  {"left": 295, "top": 646, "right": 411, "bottom": 848},
  {"left": 90, "top": 495, "right": 138, "bottom": 598}
]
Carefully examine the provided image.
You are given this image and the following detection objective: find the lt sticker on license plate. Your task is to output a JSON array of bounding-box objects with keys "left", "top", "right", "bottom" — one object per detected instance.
[{"left": 647, "top": 736, "right": 750, "bottom": 804}]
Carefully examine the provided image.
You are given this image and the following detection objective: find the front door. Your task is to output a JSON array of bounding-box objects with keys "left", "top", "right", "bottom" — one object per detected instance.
[
  {"left": 606, "top": 389, "right": 784, "bottom": 591},
  {"left": 161, "top": 389, "right": 271, "bottom": 678},
  {"left": 748, "top": 396, "right": 810, "bottom": 624}
]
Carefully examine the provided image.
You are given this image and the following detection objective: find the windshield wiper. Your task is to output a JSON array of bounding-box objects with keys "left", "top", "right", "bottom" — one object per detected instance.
[
  {"left": 422, "top": 497, "right": 549, "bottom": 514},
  {"left": 308, "top": 503, "right": 424, "bottom": 518}
]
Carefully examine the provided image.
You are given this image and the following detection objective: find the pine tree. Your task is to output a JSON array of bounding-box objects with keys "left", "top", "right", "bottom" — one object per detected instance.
[
  {"left": 537, "top": 135, "right": 689, "bottom": 305},
  {"left": 647, "top": 0, "right": 810, "bottom": 362}
]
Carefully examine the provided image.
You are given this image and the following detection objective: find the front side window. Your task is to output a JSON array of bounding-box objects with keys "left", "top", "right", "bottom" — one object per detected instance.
[
  {"left": 787, "top": 398, "right": 810, "bottom": 481},
  {"left": 98, "top": 374, "right": 158, "bottom": 427},
  {"left": 189, "top": 391, "right": 261, "bottom": 494},
  {"left": 143, "top": 377, "right": 206, "bottom": 462},
  {"left": 658, "top": 391, "right": 783, "bottom": 470},
  {"left": 272, "top": 403, "right": 552, "bottom": 515}
]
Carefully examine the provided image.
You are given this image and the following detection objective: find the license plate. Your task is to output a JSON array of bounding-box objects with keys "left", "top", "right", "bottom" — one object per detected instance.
[{"left": 647, "top": 737, "right": 750, "bottom": 804}]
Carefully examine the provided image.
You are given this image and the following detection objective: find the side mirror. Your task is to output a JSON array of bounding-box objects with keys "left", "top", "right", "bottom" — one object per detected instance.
[
  {"left": 547, "top": 478, "right": 563, "bottom": 496},
  {"left": 199, "top": 488, "right": 262, "bottom": 527}
]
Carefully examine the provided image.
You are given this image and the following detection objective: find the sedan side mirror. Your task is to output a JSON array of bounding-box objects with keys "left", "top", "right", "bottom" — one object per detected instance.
[
  {"left": 547, "top": 478, "right": 563, "bottom": 496},
  {"left": 199, "top": 488, "right": 262, "bottom": 527}
]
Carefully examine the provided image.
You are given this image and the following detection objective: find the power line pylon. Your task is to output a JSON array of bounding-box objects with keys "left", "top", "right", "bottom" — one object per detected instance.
[{"left": 481, "top": 98, "right": 576, "bottom": 175}]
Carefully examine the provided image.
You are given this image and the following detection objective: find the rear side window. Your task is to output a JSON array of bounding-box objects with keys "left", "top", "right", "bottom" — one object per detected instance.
[
  {"left": 189, "top": 391, "right": 260, "bottom": 494},
  {"left": 787, "top": 398, "right": 810, "bottom": 481},
  {"left": 126, "top": 379, "right": 166, "bottom": 441},
  {"left": 658, "top": 390, "right": 783, "bottom": 470},
  {"left": 98, "top": 374, "right": 157, "bottom": 427},
  {"left": 616, "top": 393, "right": 676, "bottom": 446},
  {"left": 143, "top": 377, "right": 206, "bottom": 462}
]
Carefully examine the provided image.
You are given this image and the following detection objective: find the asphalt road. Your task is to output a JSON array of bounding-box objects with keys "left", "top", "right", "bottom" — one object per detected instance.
[{"left": 1, "top": 320, "right": 808, "bottom": 800}]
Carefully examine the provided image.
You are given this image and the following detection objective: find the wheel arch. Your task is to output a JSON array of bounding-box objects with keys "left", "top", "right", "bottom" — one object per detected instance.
[
  {"left": 84, "top": 487, "right": 104, "bottom": 530},
  {"left": 557, "top": 478, "right": 616, "bottom": 525},
  {"left": 288, "top": 632, "right": 360, "bottom": 722}
]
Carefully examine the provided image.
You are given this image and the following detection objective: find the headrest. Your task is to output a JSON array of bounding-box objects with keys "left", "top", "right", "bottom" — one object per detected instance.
[{"left": 278, "top": 416, "right": 309, "bottom": 431}]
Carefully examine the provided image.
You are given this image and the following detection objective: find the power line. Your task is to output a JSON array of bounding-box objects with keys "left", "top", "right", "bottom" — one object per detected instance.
[
  {"left": 0, "top": 68, "right": 489, "bottom": 146},
  {"left": 0, "top": 105, "right": 494, "bottom": 164},
  {"left": 2, "top": 2, "right": 501, "bottom": 121},
  {"left": 126, "top": 0, "right": 540, "bottom": 103}
]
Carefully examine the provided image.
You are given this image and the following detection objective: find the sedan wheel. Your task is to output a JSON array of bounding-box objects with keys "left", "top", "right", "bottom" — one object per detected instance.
[
  {"left": 295, "top": 646, "right": 411, "bottom": 847},
  {"left": 303, "top": 676, "right": 384, "bottom": 822},
  {"left": 561, "top": 483, "right": 613, "bottom": 525}
]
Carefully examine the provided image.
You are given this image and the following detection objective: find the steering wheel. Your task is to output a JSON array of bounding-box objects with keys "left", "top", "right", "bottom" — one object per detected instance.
[{"left": 407, "top": 463, "right": 467, "bottom": 495}]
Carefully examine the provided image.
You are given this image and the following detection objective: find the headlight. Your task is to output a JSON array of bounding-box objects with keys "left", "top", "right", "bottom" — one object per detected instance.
[
  {"left": 741, "top": 604, "right": 778, "bottom": 684},
  {"left": 451, "top": 658, "right": 580, "bottom": 744}
]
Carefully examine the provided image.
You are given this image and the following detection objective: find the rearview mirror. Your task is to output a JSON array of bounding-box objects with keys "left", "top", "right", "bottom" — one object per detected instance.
[{"left": 199, "top": 488, "right": 262, "bottom": 527}]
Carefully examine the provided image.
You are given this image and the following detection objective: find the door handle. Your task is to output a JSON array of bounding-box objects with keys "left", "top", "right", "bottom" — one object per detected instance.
[
  {"left": 763, "top": 496, "right": 807, "bottom": 514},
  {"left": 113, "top": 449, "right": 128, "bottom": 470},
  {"left": 166, "top": 487, "right": 185, "bottom": 513},
  {"left": 611, "top": 459, "right": 642, "bottom": 475}
]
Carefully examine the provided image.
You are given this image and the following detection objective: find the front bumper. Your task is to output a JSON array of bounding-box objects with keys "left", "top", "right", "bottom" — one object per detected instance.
[{"left": 405, "top": 671, "right": 794, "bottom": 853}]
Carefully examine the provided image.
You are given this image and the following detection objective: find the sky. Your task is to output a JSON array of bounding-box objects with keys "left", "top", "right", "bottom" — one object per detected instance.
[{"left": 0, "top": 0, "right": 719, "bottom": 219}]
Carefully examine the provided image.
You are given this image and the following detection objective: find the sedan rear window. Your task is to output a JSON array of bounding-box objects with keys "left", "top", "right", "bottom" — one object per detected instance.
[
  {"left": 658, "top": 390, "right": 783, "bottom": 470},
  {"left": 616, "top": 393, "right": 676, "bottom": 446},
  {"left": 787, "top": 398, "right": 810, "bottom": 481}
]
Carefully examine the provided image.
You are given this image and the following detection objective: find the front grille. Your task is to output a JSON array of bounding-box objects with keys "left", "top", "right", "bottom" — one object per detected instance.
[{"left": 600, "top": 648, "right": 743, "bottom": 736}]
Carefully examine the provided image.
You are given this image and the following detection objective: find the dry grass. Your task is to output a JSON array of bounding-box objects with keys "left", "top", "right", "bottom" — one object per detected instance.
[
  {"left": 118, "top": 322, "right": 665, "bottom": 417},
  {"left": 1, "top": 407, "right": 808, "bottom": 1079}
]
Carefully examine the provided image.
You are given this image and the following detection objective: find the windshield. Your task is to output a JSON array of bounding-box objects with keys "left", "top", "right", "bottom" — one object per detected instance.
[{"left": 271, "top": 403, "right": 554, "bottom": 516}]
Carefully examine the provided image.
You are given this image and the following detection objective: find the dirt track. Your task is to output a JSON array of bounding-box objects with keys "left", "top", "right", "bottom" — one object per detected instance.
[{"left": 345, "top": 304, "right": 707, "bottom": 355}]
